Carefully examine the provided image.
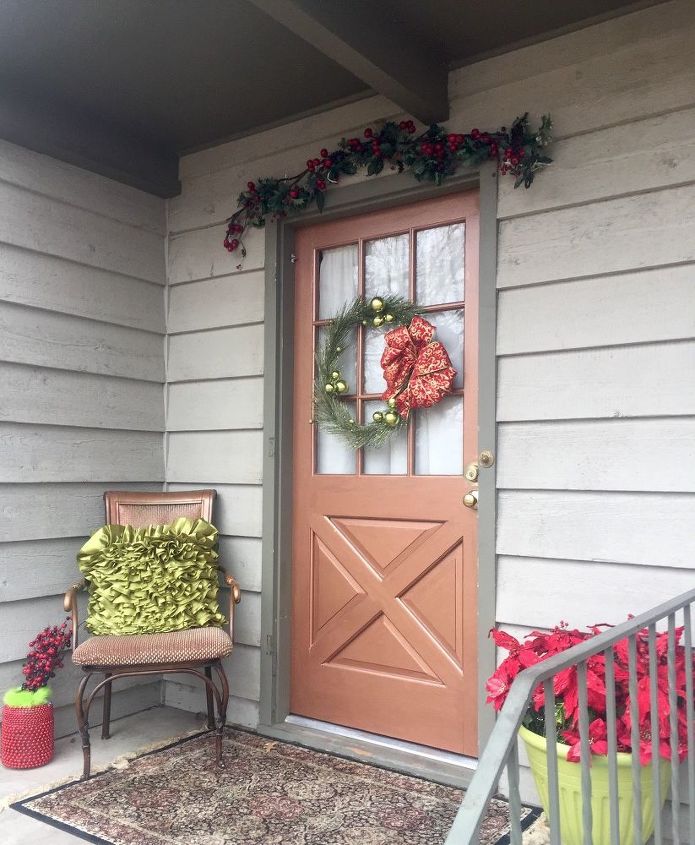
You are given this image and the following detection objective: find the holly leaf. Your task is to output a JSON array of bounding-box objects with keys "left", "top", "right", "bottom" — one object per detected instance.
[
  {"left": 367, "top": 157, "right": 384, "bottom": 176},
  {"left": 316, "top": 190, "right": 326, "bottom": 212}
]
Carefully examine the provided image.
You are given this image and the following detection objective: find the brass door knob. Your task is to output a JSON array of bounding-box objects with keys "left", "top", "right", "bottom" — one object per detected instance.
[{"left": 463, "top": 490, "right": 478, "bottom": 509}]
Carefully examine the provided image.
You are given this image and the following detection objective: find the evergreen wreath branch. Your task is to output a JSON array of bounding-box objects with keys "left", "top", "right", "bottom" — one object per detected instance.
[
  {"left": 314, "top": 296, "right": 419, "bottom": 450},
  {"left": 223, "top": 113, "right": 552, "bottom": 259}
]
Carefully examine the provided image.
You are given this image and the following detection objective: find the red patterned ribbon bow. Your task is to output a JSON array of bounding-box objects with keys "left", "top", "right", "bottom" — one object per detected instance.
[{"left": 380, "top": 315, "right": 457, "bottom": 416}]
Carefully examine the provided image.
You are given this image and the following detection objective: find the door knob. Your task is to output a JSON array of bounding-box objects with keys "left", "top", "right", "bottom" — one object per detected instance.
[{"left": 463, "top": 490, "right": 478, "bottom": 509}]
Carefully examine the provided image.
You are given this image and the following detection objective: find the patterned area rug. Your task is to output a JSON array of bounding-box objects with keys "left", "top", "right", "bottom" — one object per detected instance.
[{"left": 12, "top": 729, "right": 539, "bottom": 844}]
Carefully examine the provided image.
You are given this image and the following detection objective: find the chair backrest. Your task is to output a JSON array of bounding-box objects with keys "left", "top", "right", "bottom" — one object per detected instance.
[{"left": 103, "top": 489, "right": 216, "bottom": 527}]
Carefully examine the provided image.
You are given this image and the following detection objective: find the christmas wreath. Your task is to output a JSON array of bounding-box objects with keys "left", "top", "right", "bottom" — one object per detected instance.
[
  {"left": 224, "top": 113, "right": 552, "bottom": 259},
  {"left": 315, "top": 296, "right": 457, "bottom": 448}
]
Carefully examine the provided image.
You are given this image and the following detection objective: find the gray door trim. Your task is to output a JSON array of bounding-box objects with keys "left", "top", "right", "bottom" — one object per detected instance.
[{"left": 259, "top": 164, "right": 499, "bottom": 757}]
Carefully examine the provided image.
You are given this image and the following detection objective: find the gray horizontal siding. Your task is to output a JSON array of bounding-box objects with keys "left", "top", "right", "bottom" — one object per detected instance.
[{"left": 0, "top": 141, "right": 166, "bottom": 731}]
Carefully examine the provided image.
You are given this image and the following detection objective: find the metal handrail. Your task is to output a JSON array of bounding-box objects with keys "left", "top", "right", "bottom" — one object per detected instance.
[{"left": 445, "top": 586, "right": 695, "bottom": 844}]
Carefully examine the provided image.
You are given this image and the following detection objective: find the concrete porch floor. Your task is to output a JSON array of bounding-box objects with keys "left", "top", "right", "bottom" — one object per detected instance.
[{"left": 0, "top": 705, "right": 204, "bottom": 845}]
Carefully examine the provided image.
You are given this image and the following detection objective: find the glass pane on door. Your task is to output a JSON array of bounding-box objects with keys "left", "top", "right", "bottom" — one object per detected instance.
[
  {"left": 416, "top": 223, "right": 465, "bottom": 305},
  {"left": 415, "top": 396, "right": 464, "bottom": 475},
  {"left": 365, "top": 235, "right": 409, "bottom": 301},
  {"left": 318, "top": 245, "right": 358, "bottom": 318}
]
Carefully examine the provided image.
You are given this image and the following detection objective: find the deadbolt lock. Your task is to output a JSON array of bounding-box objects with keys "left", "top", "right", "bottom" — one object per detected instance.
[
  {"left": 479, "top": 449, "right": 495, "bottom": 468},
  {"left": 464, "top": 462, "right": 479, "bottom": 482}
]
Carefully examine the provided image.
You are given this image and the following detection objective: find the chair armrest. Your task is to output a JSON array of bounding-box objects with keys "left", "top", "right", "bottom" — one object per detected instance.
[
  {"left": 63, "top": 580, "right": 86, "bottom": 650},
  {"left": 219, "top": 568, "right": 241, "bottom": 639}
]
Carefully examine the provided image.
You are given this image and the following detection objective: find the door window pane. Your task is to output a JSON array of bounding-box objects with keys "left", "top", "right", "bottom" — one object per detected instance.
[
  {"left": 416, "top": 224, "right": 465, "bottom": 305},
  {"left": 363, "top": 401, "right": 407, "bottom": 475},
  {"left": 317, "top": 401, "right": 357, "bottom": 474},
  {"left": 318, "top": 245, "right": 358, "bottom": 319},
  {"left": 365, "top": 235, "right": 409, "bottom": 301},
  {"left": 424, "top": 309, "right": 464, "bottom": 389},
  {"left": 364, "top": 326, "right": 389, "bottom": 394},
  {"left": 415, "top": 397, "right": 463, "bottom": 476}
]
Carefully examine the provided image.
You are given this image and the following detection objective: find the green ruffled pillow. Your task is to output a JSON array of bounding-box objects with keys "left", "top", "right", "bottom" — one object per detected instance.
[{"left": 78, "top": 517, "right": 226, "bottom": 635}]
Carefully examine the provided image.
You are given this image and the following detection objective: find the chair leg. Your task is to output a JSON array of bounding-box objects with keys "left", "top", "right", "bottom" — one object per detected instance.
[
  {"left": 101, "top": 673, "right": 112, "bottom": 739},
  {"left": 204, "top": 665, "right": 215, "bottom": 730},
  {"left": 213, "top": 661, "right": 230, "bottom": 769},
  {"left": 76, "top": 673, "right": 92, "bottom": 780}
]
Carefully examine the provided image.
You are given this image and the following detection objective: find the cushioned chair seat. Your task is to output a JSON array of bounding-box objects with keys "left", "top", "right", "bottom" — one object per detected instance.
[{"left": 72, "top": 627, "right": 233, "bottom": 667}]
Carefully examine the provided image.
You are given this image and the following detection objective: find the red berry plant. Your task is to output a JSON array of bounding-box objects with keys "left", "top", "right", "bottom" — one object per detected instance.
[
  {"left": 21, "top": 619, "right": 72, "bottom": 692},
  {"left": 487, "top": 622, "right": 693, "bottom": 764},
  {"left": 224, "top": 113, "right": 552, "bottom": 262}
]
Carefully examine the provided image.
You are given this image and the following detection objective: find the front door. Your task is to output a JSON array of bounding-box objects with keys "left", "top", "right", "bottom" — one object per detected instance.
[{"left": 290, "top": 191, "right": 479, "bottom": 755}]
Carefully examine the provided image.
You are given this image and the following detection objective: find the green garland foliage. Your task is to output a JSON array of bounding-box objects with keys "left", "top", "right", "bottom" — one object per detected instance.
[
  {"left": 224, "top": 113, "right": 552, "bottom": 258},
  {"left": 314, "top": 296, "right": 419, "bottom": 449}
]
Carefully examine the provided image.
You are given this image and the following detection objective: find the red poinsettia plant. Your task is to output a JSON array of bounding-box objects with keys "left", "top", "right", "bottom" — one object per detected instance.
[{"left": 486, "top": 621, "right": 692, "bottom": 764}]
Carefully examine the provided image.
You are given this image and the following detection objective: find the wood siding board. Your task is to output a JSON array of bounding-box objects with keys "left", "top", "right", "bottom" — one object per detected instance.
[
  {"left": 498, "top": 106, "right": 695, "bottom": 219},
  {"left": 52, "top": 682, "right": 163, "bottom": 739},
  {"left": 0, "top": 482, "right": 160, "bottom": 542},
  {"left": 0, "top": 138, "right": 165, "bottom": 235},
  {"left": 0, "top": 243, "right": 165, "bottom": 332},
  {"left": 497, "top": 490, "right": 695, "bottom": 568},
  {"left": 167, "top": 483, "right": 263, "bottom": 538},
  {"left": 0, "top": 538, "right": 82, "bottom": 602},
  {"left": 497, "top": 556, "right": 695, "bottom": 629},
  {"left": 497, "top": 268, "right": 695, "bottom": 355},
  {"left": 497, "top": 184, "right": 695, "bottom": 288},
  {"left": 166, "top": 431, "right": 263, "bottom": 485},
  {"left": 0, "top": 363, "right": 165, "bottom": 431},
  {"left": 164, "top": 643, "right": 261, "bottom": 702},
  {"left": 0, "top": 180, "right": 165, "bottom": 284},
  {"left": 0, "top": 423, "right": 164, "bottom": 483},
  {"left": 179, "top": 95, "right": 396, "bottom": 180},
  {"left": 218, "top": 536, "right": 262, "bottom": 593},
  {"left": 167, "top": 324, "right": 264, "bottom": 382},
  {"left": 163, "top": 684, "right": 259, "bottom": 728},
  {"left": 0, "top": 300, "right": 165, "bottom": 382},
  {"left": 168, "top": 226, "right": 264, "bottom": 284},
  {"left": 167, "top": 378, "right": 263, "bottom": 431},
  {"left": 167, "top": 272, "right": 265, "bottom": 333},
  {"left": 497, "top": 418, "right": 695, "bottom": 492},
  {"left": 448, "top": 11, "right": 695, "bottom": 141},
  {"left": 497, "top": 342, "right": 695, "bottom": 422}
]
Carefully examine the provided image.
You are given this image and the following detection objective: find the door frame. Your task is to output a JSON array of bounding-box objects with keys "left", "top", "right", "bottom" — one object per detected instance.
[{"left": 258, "top": 163, "right": 499, "bottom": 769}]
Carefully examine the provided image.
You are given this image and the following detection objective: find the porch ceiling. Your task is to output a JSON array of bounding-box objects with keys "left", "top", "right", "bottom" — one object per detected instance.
[{"left": 0, "top": 0, "right": 665, "bottom": 197}]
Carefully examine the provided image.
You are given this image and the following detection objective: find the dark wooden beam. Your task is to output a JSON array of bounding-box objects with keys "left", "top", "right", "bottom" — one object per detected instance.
[
  {"left": 0, "top": 86, "right": 180, "bottom": 198},
  {"left": 248, "top": 0, "right": 449, "bottom": 125}
]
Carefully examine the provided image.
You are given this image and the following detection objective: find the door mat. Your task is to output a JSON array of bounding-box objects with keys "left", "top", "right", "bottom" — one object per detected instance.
[{"left": 11, "top": 728, "right": 540, "bottom": 844}]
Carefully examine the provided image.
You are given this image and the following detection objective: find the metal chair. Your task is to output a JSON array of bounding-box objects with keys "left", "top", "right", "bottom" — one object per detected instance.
[{"left": 63, "top": 489, "right": 241, "bottom": 779}]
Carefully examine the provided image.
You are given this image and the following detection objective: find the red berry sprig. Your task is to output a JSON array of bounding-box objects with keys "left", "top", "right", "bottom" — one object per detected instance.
[
  {"left": 21, "top": 619, "right": 72, "bottom": 692},
  {"left": 224, "top": 114, "right": 552, "bottom": 263}
]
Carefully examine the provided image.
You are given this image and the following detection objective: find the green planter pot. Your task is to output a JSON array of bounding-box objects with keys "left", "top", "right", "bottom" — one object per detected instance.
[{"left": 519, "top": 725, "right": 671, "bottom": 845}]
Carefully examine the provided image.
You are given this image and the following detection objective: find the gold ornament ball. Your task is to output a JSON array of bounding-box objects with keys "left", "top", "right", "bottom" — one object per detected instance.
[
  {"left": 384, "top": 313, "right": 395, "bottom": 323},
  {"left": 324, "top": 383, "right": 334, "bottom": 393},
  {"left": 348, "top": 419, "right": 355, "bottom": 425},
  {"left": 330, "top": 370, "right": 340, "bottom": 380},
  {"left": 387, "top": 397, "right": 397, "bottom": 409},
  {"left": 384, "top": 411, "right": 399, "bottom": 426},
  {"left": 335, "top": 381, "right": 348, "bottom": 394},
  {"left": 372, "top": 411, "right": 384, "bottom": 423},
  {"left": 373, "top": 315, "right": 384, "bottom": 327},
  {"left": 370, "top": 297, "right": 385, "bottom": 312},
  {"left": 362, "top": 319, "right": 369, "bottom": 326},
  {"left": 336, "top": 346, "right": 342, "bottom": 352}
]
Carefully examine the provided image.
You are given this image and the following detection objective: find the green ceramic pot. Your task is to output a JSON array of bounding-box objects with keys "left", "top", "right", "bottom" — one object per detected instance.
[{"left": 519, "top": 724, "right": 671, "bottom": 845}]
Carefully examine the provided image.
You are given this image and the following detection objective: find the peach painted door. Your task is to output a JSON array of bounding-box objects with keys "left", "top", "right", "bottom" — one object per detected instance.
[{"left": 290, "top": 191, "right": 479, "bottom": 755}]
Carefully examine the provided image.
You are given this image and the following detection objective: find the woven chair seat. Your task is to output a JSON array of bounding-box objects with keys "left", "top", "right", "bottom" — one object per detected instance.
[{"left": 72, "top": 626, "right": 233, "bottom": 667}]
